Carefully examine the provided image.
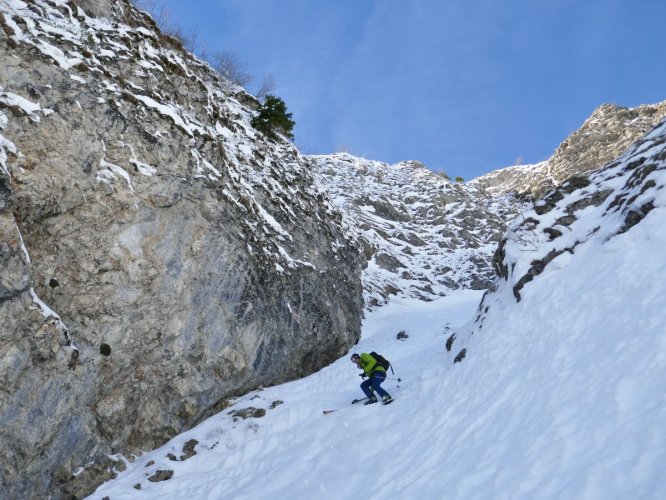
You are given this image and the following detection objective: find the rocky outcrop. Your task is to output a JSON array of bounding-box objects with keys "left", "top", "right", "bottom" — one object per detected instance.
[
  {"left": 0, "top": 1, "right": 362, "bottom": 498},
  {"left": 451, "top": 117, "right": 666, "bottom": 362},
  {"left": 472, "top": 101, "right": 666, "bottom": 199},
  {"left": 309, "top": 155, "right": 526, "bottom": 308}
]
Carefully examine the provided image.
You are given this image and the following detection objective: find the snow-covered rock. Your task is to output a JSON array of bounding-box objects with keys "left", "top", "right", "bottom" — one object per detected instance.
[
  {"left": 309, "top": 154, "right": 526, "bottom": 308},
  {"left": 472, "top": 101, "right": 666, "bottom": 199},
  {"left": 0, "top": 1, "right": 362, "bottom": 497},
  {"left": 2, "top": 1, "right": 665, "bottom": 498},
  {"left": 453, "top": 116, "right": 666, "bottom": 360}
]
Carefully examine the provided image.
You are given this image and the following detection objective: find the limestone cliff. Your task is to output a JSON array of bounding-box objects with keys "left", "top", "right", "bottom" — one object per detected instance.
[{"left": 0, "top": 1, "right": 363, "bottom": 498}]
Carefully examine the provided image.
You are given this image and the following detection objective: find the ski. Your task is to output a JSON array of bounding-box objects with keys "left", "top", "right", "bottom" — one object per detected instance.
[
  {"left": 334, "top": 398, "right": 395, "bottom": 412},
  {"left": 328, "top": 395, "right": 396, "bottom": 414},
  {"left": 352, "top": 383, "right": 401, "bottom": 405}
]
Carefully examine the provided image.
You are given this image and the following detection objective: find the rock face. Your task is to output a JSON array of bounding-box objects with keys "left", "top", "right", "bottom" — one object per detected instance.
[
  {"left": 0, "top": 1, "right": 362, "bottom": 498},
  {"left": 472, "top": 101, "right": 666, "bottom": 199},
  {"left": 309, "top": 155, "right": 526, "bottom": 308}
]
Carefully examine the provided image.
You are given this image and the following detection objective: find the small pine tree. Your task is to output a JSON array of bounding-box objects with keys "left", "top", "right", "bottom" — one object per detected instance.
[
  {"left": 455, "top": 176, "right": 464, "bottom": 183},
  {"left": 251, "top": 95, "right": 295, "bottom": 140}
]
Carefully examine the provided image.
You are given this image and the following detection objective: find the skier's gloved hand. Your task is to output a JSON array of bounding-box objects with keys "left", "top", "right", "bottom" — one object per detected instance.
[{"left": 359, "top": 373, "right": 367, "bottom": 379}]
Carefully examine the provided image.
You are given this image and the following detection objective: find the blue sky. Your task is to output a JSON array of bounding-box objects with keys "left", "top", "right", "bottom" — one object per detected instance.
[{"left": 151, "top": 0, "right": 665, "bottom": 180}]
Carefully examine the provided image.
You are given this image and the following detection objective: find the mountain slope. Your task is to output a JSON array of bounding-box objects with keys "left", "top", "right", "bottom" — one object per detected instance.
[
  {"left": 472, "top": 100, "right": 666, "bottom": 199},
  {"left": 309, "top": 154, "right": 525, "bottom": 308},
  {"left": 90, "top": 120, "right": 666, "bottom": 500}
]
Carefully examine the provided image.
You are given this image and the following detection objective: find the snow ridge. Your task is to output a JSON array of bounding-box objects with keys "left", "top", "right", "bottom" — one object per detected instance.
[{"left": 454, "top": 117, "right": 666, "bottom": 358}]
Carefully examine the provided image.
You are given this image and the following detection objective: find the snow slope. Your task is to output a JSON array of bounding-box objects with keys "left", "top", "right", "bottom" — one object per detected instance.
[
  {"left": 86, "top": 291, "right": 485, "bottom": 500},
  {"left": 89, "top": 120, "right": 666, "bottom": 500},
  {"left": 88, "top": 248, "right": 666, "bottom": 500}
]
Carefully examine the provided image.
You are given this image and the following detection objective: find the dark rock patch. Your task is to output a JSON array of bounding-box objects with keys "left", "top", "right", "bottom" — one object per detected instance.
[
  {"left": 543, "top": 227, "right": 563, "bottom": 241},
  {"left": 446, "top": 334, "right": 455, "bottom": 352},
  {"left": 229, "top": 407, "right": 266, "bottom": 421},
  {"left": 617, "top": 202, "right": 654, "bottom": 235},
  {"left": 148, "top": 470, "right": 173, "bottom": 482}
]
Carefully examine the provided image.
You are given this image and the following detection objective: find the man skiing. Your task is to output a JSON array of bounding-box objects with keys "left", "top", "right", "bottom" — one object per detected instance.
[{"left": 351, "top": 352, "right": 393, "bottom": 405}]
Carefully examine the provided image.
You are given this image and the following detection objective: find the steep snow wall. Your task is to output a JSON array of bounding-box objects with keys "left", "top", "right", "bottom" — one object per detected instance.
[{"left": 0, "top": 1, "right": 363, "bottom": 497}]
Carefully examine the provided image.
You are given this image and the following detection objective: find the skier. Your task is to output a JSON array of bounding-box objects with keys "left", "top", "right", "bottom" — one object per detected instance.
[{"left": 351, "top": 352, "right": 393, "bottom": 405}]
